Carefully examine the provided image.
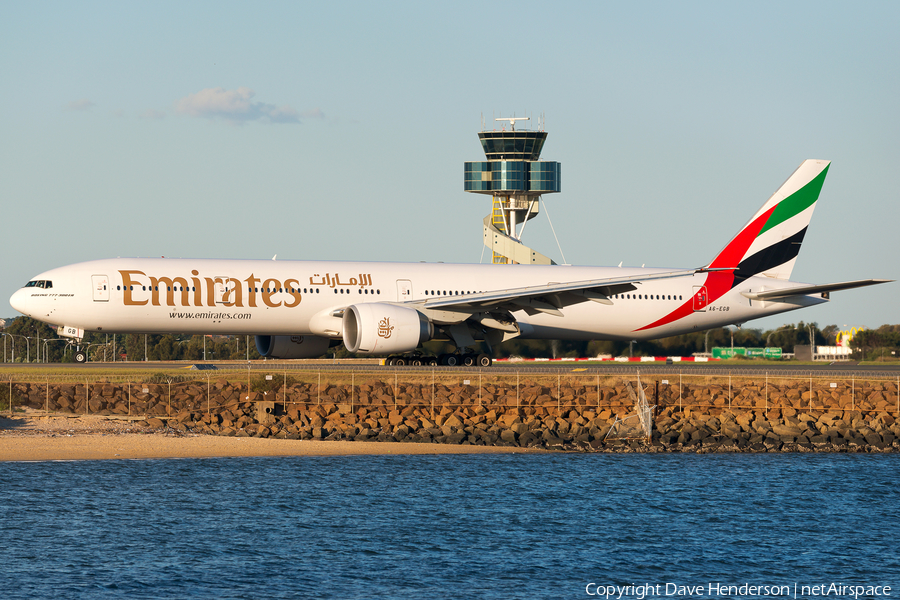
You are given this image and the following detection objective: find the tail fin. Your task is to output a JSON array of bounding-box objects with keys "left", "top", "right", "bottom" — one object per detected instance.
[{"left": 707, "top": 159, "right": 830, "bottom": 281}]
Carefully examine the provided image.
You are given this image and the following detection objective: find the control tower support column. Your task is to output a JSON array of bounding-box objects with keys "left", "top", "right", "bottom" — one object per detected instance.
[{"left": 463, "top": 116, "right": 561, "bottom": 264}]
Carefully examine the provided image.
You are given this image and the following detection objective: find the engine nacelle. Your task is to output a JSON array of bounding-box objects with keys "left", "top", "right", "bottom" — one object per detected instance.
[
  {"left": 255, "top": 334, "right": 333, "bottom": 359},
  {"left": 342, "top": 303, "right": 433, "bottom": 354}
]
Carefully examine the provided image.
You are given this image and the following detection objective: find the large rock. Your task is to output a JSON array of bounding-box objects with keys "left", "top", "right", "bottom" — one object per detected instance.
[
  {"left": 499, "top": 430, "right": 518, "bottom": 443},
  {"left": 511, "top": 422, "right": 530, "bottom": 435},
  {"left": 864, "top": 433, "right": 884, "bottom": 447},
  {"left": 771, "top": 423, "right": 802, "bottom": 441},
  {"left": 445, "top": 432, "right": 467, "bottom": 444},
  {"left": 444, "top": 414, "right": 464, "bottom": 429}
]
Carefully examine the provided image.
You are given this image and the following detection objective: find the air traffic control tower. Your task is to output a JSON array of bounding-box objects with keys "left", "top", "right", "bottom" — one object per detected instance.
[{"left": 464, "top": 116, "right": 561, "bottom": 264}]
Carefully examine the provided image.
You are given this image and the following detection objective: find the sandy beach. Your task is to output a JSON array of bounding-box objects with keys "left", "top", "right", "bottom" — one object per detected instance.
[{"left": 0, "top": 411, "right": 534, "bottom": 461}]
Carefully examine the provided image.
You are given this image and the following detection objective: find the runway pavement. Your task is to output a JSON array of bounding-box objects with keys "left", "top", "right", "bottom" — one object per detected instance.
[{"left": 4, "top": 359, "right": 899, "bottom": 378}]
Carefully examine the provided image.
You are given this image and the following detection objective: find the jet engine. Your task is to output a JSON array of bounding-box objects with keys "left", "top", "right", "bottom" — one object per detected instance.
[
  {"left": 255, "top": 334, "right": 334, "bottom": 359},
  {"left": 342, "top": 303, "right": 433, "bottom": 354}
]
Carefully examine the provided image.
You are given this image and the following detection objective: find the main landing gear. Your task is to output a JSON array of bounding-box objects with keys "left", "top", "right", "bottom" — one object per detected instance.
[{"left": 384, "top": 353, "right": 492, "bottom": 367}]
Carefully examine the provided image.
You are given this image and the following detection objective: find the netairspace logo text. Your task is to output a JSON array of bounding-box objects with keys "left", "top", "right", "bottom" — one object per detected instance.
[{"left": 585, "top": 582, "right": 892, "bottom": 599}]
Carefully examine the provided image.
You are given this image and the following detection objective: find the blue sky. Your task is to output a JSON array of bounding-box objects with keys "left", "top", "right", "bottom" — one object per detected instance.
[{"left": 2, "top": 0, "right": 898, "bottom": 334}]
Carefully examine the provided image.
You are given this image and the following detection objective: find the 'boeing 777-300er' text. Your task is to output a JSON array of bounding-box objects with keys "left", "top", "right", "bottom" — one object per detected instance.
[{"left": 10, "top": 160, "right": 891, "bottom": 366}]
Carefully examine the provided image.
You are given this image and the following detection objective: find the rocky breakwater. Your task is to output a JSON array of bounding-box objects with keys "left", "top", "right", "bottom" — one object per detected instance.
[
  {"left": 4, "top": 376, "right": 899, "bottom": 452},
  {"left": 655, "top": 407, "right": 898, "bottom": 452}
]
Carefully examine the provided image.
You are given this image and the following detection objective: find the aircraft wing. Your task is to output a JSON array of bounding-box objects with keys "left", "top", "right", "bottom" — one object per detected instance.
[
  {"left": 741, "top": 279, "right": 892, "bottom": 301},
  {"left": 411, "top": 268, "right": 700, "bottom": 317}
]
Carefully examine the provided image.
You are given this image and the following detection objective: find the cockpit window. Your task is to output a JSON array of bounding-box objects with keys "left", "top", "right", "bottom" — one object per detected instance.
[{"left": 24, "top": 280, "right": 52, "bottom": 289}]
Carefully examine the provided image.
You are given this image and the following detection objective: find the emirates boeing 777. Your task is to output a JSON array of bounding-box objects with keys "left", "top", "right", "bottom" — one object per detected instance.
[{"left": 10, "top": 160, "right": 890, "bottom": 366}]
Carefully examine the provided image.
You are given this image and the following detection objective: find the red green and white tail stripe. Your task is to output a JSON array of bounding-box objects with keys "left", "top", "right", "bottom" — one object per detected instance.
[
  {"left": 708, "top": 159, "right": 830, "bottom": 280},
  {"left": 637, "top": 160, "right": 831, "bottom": 332}
]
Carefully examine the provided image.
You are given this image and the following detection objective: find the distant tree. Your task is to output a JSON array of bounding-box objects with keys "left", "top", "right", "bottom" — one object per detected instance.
[
  {"left": 2, "top": 317, "right": 62, "bottom": 362},
  {"left": 149, "top": 335, "right": 176, "bottom": 361},
  {"left": 851, "top": 325, "right": 900, "bottom": 361},
  {"left": 124, "top": 334, "right": 145, "bottom": 362}
]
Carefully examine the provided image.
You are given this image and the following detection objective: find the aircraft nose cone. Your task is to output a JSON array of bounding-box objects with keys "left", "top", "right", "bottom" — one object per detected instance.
[{"left": 10, "top": 288, "right": 30, "bottom": 316}]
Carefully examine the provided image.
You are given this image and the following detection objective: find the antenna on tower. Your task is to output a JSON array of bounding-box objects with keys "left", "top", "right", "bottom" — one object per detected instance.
[{"left": 494, "top": 116, "right": 530, "bottom": 131}]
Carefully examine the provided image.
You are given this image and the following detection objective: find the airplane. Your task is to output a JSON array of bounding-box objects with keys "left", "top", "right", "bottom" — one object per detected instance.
[{"left": 9, "top": 159, "right": 891, "bottom": 366}]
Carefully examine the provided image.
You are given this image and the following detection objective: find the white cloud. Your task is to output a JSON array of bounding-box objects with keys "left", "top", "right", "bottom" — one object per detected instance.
[
  {"left": 174, "top": 87, "right": 305, "bottom": 124},
  {"left": 301, "top": 108, "right": 325, "bottom": 119},
  {"left": 66, "top": 99, "right": 95, "bottom": 111}
]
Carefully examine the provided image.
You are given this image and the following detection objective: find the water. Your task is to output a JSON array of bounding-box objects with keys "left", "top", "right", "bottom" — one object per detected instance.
[{"left": 1, "top": 454, "right": 898, "bottom": 599}]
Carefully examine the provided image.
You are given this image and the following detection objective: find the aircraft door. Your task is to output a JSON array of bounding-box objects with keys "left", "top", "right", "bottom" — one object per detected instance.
[
  {"left": 92, "top": 275, "right": 110, "bottom": 302},
  {"left": 396, "top": 279, "right": 413, "bottom": 301},
  {"left": 692, "top": 285, "right": 708, "bottom": 312}
]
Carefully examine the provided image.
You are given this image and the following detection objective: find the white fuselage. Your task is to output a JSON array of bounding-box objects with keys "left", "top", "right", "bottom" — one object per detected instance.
[{"left": 10, "top": 257, "right": 824, "bottom": 342}]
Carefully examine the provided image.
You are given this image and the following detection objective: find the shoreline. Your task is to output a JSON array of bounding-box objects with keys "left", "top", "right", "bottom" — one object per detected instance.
[
  {"left": 2, "top": 411, "right": 897, "bottom": 461},
  {"left": 0, "top": 413, "right": 535, "bottom": 461}
]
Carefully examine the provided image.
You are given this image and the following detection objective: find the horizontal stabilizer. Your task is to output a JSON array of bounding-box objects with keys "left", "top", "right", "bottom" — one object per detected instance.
[{"left": 741, "top": 279, "right": 892, "bottom": 301}]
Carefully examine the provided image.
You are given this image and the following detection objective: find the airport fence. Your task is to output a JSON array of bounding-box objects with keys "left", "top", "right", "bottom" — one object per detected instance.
[{"left": 2, "top": 369, "right": 899, "bottom": 420}]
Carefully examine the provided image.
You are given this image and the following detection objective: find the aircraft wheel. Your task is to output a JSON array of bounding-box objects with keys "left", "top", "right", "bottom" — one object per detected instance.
[
  {"left": 411, "top": 357, "right": 423, "bottom": 366},
  {"left": 394, "top": 357, "right": 407, "bottom": 366},
  {"left": 462, "top": 354, "right": 476, "bottom": 367},
  {"left": 74, "top": 351, "right": 87, "bottom": 364},
  {"left": 385, "top": 357, "right": 396, "bottom": 366},
  {"left": 444, "top": 354, "right": 459, "bottom": 367},
  {"left": 476, "top": 353, "right": 492, "bottom": 367},
  {"left": 426, "top": 357, "right": 438, "bottom": 366}
]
